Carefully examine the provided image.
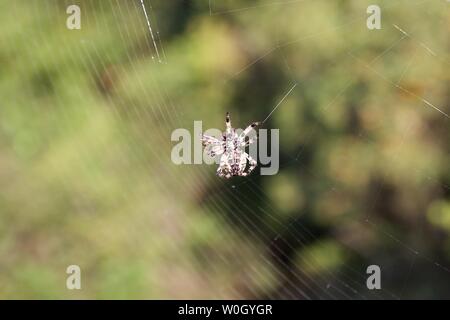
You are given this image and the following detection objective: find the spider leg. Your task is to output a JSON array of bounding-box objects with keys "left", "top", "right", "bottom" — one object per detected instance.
[
  {"left": 238, "top": 122, "right": 259, "bottom": 148},
  {"left": 240, "top": 136, "right": 257, "bottom": 147},
  {"left": 202, "top": 134, "right": 225, "bottom": 159},
  {"left": 241, "top": 152, "right": 257, "bottom": 176},
  {"left": 239, "top": 121, "right": 260, "bottom": 139},
  {"left": 207, "top": 145, "right": 224, "bottom": 157},
  {"left": 202, "top": 134, "right": 221, "bottom": 146},
  {"left": 225, "top": 112, "right": 232, "bottom": 135}
]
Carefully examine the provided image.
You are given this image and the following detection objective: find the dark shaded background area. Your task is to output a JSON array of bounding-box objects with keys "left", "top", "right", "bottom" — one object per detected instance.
[{"left": 0, "top": 0, "right": 449, "bottom": 299}]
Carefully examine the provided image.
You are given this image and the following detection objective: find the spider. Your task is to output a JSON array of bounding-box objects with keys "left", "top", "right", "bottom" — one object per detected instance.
[{"left": 202, "top": 112, "right": 259, "bottom": 178}]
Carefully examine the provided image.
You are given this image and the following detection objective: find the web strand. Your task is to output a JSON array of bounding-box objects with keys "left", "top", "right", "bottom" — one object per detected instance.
[
  {"left": 261, "top": 83, "right": 298, "bottom": 124},
  {"left": 140, "top": 0, "right": 162, "bottom": 63}
]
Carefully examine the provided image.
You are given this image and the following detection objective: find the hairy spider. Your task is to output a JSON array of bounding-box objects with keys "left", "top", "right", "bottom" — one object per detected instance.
[{"left": 202, "top": 112, "right": 259, "bottom": 178}]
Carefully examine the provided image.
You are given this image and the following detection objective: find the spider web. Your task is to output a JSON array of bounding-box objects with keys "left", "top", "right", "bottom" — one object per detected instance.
[
  {"left": 141, "top": 0, "right": 450, "bottom": 299},
  {"left": 2, "top": 0, "right": 449, "bottom": 299}
]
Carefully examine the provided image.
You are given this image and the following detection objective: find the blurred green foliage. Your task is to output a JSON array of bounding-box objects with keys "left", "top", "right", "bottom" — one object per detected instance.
[{"left": 0, "top": 0, "right": 449, "bottom": 299}]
